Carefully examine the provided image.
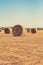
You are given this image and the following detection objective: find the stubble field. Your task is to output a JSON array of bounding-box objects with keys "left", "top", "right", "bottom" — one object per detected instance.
[{"left": 0, "top": 29, "right": 43, "bottom": 65}]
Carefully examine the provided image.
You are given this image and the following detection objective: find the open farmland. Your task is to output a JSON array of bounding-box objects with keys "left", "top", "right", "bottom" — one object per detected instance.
[{"left": 0, "top": 29, "right": 43, "bottom": 65}]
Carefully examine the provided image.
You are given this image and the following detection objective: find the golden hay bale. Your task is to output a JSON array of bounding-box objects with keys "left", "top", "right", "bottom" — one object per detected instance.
[
  {"left": 8, "top": 27, "right": 12, "bottom": 34},
  {"left": 12, "top": 25, "right": 23, "bottom": 36},
  {"left": 12, "top": 25, "right": 27, "bottom": 36},
  {"left": 22, "top": 26, "right": 27, "bottom": 36},
  {"left": 8, "top": 27, "right": 14, "bottom": 36},
  {"left": 4, "top": 28, "right": 10, "bottom": 34},
  {"left": 31, "top": 28, "right": 37, "bottom": 34},
  {"left": 0, "top": 27, "right": 13, "bottom": 36}
]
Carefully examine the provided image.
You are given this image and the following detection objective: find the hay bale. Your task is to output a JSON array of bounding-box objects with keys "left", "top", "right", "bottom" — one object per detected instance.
[
  {"left": 31, "top": 28, "right": 36, "bottom": 34},
  {"left": 4, "top": 28, "right": 10, "bottom": 34},
  {"left": 12, "top": 25, "right": 23, "bottom": 36},
  {"left": 8, "top": 27, "right": 12, "bottom": 34},
  {"left": 12, "top": 25, "right": 27, "bottom": 37}
]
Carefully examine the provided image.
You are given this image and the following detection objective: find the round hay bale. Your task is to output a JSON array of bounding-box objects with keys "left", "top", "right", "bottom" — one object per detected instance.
[
  {"left": 4, "top": 28, "right": 10, "bottom": 34},
  {"left": 31, "top": 28, "right": 36, "bottom": 34},
  {"left": 12, "top": 25, "right": 23, "bottom": 36}
]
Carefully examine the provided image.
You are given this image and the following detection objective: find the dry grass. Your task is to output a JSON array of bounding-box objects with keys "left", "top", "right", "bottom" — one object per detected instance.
[{"left": 0, "top": 29, "right": 43, "bottom": 65}]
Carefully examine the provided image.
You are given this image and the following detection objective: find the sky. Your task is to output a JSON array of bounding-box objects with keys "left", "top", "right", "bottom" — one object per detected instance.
[{"left": 0, "top": 0, "right": 43, "bottom": 28}]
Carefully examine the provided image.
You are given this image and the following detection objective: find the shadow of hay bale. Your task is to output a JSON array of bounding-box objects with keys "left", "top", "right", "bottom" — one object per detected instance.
[
  {"left": 26, "top": 28, "right": 30, "bottom": 32},
  {"left": 12, "top": 25, "right": 27, "bottom": 37},
  {"left": 31, "top": 28, "right": 37, "bottom": 34}
]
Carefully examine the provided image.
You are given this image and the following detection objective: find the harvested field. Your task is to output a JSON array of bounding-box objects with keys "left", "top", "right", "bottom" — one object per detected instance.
[{"left": 0, "top": 29, "right": 43, "bottom": 65}]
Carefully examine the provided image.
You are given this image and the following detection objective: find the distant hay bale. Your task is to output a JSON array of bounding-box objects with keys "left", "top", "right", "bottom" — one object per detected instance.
[
  {"left": 31, "top": 28, "right": 37, "bottom": 34},
  {"left": 4, "top": 28, "right": 10, "bottom": 34},
  {"left": 0, "top": 27, "right": 12, "bottom": 36},
  {"left": 12, "top": 25, "right": 23, "bottom": 36}
]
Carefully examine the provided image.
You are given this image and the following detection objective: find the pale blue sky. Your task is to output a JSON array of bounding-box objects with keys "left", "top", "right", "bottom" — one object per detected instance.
[{"left": 0, "top": 0, "right": 43, "bottom": 28}]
